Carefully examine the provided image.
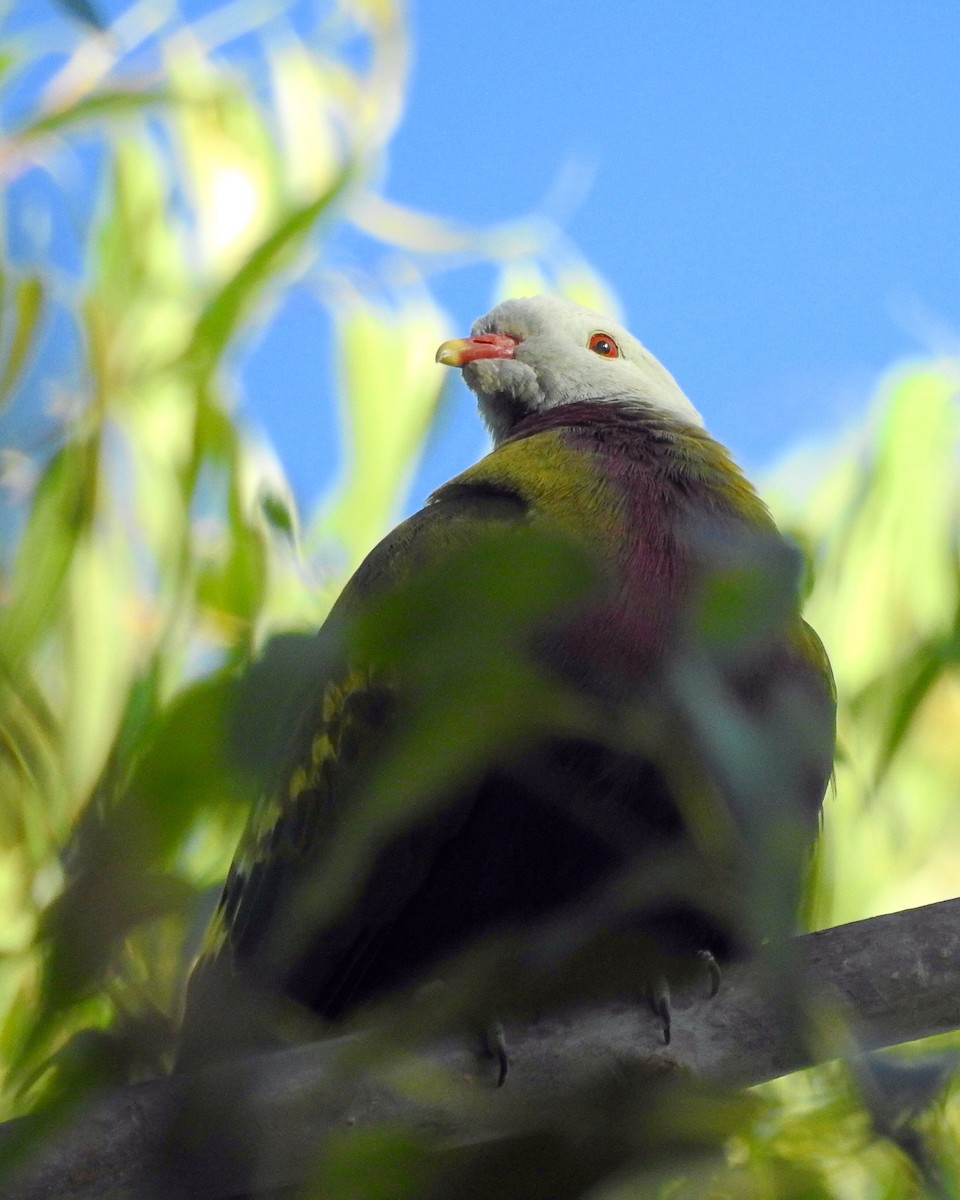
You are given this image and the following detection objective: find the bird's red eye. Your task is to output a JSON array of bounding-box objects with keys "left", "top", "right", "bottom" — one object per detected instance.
[{"left": 588, "top": 332, "right": 620, "bottom": 358}]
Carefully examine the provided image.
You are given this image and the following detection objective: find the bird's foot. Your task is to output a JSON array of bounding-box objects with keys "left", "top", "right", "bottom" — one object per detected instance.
[
  {"left": 648, "top": 977, "right": 671, "bottom": 1045},
  {"left": 647, "top": 951, "right": 721, "bottom": 1045},
  {"left": 698, "top": 948, "right": 722, "bottom": 998},
  {"left": 478, "top": 1019, "right": 509, "bottom": 1087}
]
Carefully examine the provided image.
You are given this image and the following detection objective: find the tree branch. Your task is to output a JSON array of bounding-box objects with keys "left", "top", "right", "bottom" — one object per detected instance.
[{"left": 5, "top": 896, "right": 960, "bottom": 1200}]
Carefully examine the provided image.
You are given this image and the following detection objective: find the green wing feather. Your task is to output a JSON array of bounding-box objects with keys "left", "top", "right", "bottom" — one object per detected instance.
[{"left": 177, "top": 479, "right": 533, "bottom": 1065}]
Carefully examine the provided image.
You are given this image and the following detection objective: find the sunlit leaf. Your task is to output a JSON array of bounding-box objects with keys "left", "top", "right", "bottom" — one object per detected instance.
[
  {"left": 865, "top": 623, "right": 960, "bottom": 782},
  {"left": 321, "top": 291, "right": 450, "bottom": 566},
  {"left": 0, "top": 438, "right": 98, "bottom": 673},
  {"left": 268, "top": 44, "right": 343, "bottom": 201},
  {"left": 183, "top": 171, "right": 354, "bottom": 382},
  {"left": 87, "top": 137, "right": 193, "bottom": 394}
]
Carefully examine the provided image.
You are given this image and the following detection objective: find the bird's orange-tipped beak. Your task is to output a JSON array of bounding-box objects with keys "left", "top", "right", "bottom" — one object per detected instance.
[{"left": 435, "top": 332, "right": 519, "bottom": 367}]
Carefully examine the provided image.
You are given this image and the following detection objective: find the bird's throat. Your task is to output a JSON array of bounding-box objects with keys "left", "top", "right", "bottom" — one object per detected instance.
[{"left": 481, "top": 389, "right": 541, "bottom": 444}]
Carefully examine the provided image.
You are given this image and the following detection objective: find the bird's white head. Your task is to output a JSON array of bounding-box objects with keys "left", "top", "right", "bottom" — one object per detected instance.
[{"left": 436, "top": 295, "right": 703, "bottom": 444}]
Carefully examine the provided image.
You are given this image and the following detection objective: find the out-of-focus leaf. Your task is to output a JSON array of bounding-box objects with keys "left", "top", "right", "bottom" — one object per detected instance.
[
  {"left": 497, "top": 260, "right": 551, "bottom": 302},
  {"left": 849, "top": 1048, "right": 960, "bottom": 1194},
  {"left": 322, "top": 292, "right": 449, "bottom": 566},
  {"left": 269, "top": 45, "right": 343, "bottom": 201},
  {"left": 263, "top": 524, "right": 600, "bottom": 972},
  {"left": 183, "top": 171, "right": 354, "bottom": 381},
  {"left": 804, "top": 369, "right": 958, "bottom": 695},
  {"left": 554, "top": 262, "right": 623, "bottom": 320},
  {"left": 0, "top": 438, "right": 98, "bottom": 672},
  {"left": 0, "top": 671, "right": 62, "bottom": 851},
  {"left": 59, "top": 529, "right": 142, "bottom": 799},
  {"left": 769, "top": 363, "right": 960, "bottom": 935},
  {"left": 21, "top": 1010, "right": 172, "bottom": 1110},
  {"left": 196, "top": 521, "right": 266, "bottom": 637},
  {"left": 49, "top": 0, "right": 107, "bottom": 31},
  {"left": 87, "top": 138, "right": 192, "bottom": 395},
  {"left": 168, "top": 55, "right": 286, "bottom": 274},
  {"left": 0, "top": 52, "right": 17, "bottom": 86},
  {"left": 118, "top": 672, "right": 244, "bottom": 853},
  {"left": 228, "top": 631, "right": 332, "bottom": 790},
  {"left": 10, "top": 90, "right": 173, "bottom": 147},
  {"left": 864, "top": 622, "right": 960, "bottom": 783},
  {"left": 14, "top": 670, "right": 246, "bottom": 1074},
  {"left": 495, "top": 261, "right": 622, "bottom": 323},
  {"left": 236, "top": 434, "right": 300, "bottom": 547},
  {"left": 690, "top": 522, "right": 803, "bottom": 658},
  {"left": 857, "top": 1049, "right": 960, "bottom": 1134},
  {"left": 308, "top": 1126, "right": 432, "bottom": 1200},
  {"left": 22, "top": 870, "right": 194, "bottom": 1073},
  {"left": 0, "top": 275, "right": 44, "bottom": 411},
  {"left": 260, "top": 490, "right": 296, "bottom": 541},
  {"left": 420, "top": 1070, "right": 755, "bottom": 1200}
]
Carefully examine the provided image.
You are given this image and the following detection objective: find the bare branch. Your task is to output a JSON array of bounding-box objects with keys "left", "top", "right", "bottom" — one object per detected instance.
[{"left": 5, "top": 896, "right": 960, "bottom": 1200}]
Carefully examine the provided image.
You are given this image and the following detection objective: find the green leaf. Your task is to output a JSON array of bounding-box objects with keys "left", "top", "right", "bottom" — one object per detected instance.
[
  {"left": 24, "top": 869, "right": 194, "bottom": 1070},
  {"left": 0, "top": 438, "right": 98, "bottom": 673},
  {"left": 15, "top": 673, "right": 245, "bottom": 1069},
  {"left": 183, "top": 170, "right": 354, "bottom": 381},
  {"left": 10, "top": 89, "right": 175, "bottom": 147},
  {"left": 258, "top": 524, "right": 601, "bottom": 973},
  {"left": 195, "top": 522, "right": 267, "bottom": 636},
  {"left": 118, "top": 673, "right": 243, "bottom": 858},
  {"left": 0, "top": 276, "right": 45, "bottom": 412},
  {"left": 308, "top": 1127, "right": 434, "bottom": 1200},
  {"left": 260, "top": 491, "right": 297, "bottom": 541},
  {"left": 864, "top": 621, "right": 960, "bottom": 783},
  {"left": 323, "top": 294, "right": 450, "bottom": 567}
]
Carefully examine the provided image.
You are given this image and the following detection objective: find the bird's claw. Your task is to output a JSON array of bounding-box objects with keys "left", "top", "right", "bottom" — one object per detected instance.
[
  {"left": 698, "top": 948, "right": 722, "bottom": 998},
  {"left": 480, "top": 1019, "right": 509, "bottom": 1087},
  {"left": 649, "top": 977, "right": 671, "bottom": 1045},
  {"left": 646, "top": 952, "right": 719, "bottom": 1045}
]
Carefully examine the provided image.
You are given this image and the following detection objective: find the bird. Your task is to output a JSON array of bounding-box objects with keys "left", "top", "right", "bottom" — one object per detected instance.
[{"left": 176, "top": 295, "right": 835, "bottom": 1078}]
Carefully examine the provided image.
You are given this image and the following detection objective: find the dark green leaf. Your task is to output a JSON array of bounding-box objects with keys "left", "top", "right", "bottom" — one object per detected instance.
[
  {"left": 260, "top": 490, "right": 297, "bottom": 541},
  {"left": 119, "top": 672, "right": 244, "bottom": 855},
  {"left": 229, "top": 631, "right": 333, "bottom": 790},
  {"left": 310, "top": 1126, "right": 432, "bottom": 1200}
]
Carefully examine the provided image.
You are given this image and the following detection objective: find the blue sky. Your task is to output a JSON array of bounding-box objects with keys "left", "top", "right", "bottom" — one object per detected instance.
[
  {"left": 244, "top": 1, "right": 960, "bottom": 510},
  {"left": 393, "top": 3, "right": 960, "bottom": 470},
  {"left": 10, "top": 1, "right": 960, "bottom": 514}
]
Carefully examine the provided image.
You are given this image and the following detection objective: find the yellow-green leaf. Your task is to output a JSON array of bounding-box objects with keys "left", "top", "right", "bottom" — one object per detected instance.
[
  {"left": 183, "top": 170, "right": 354, "bottom": 382},
  {"left": 10, "top": 90, "right": 174, "bottom": 148},
  {"left": 0, "top": 276, "right": 45, "bottom": 411}
]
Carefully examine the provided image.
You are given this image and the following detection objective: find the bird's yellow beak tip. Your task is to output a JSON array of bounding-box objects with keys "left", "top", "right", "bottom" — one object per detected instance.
[{"left": 435, "top": 339, "right": 469, "bottom": 367}]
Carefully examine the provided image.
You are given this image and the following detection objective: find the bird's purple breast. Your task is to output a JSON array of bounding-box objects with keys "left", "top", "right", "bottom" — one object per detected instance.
[{"left": 505, "top": 401, "right": 777, "bottom": 690}]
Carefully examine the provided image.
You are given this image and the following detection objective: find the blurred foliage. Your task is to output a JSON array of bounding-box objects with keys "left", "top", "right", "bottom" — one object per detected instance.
[{"left": 0, "top": 1, "right": 957, "bottom": 1197}]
